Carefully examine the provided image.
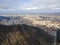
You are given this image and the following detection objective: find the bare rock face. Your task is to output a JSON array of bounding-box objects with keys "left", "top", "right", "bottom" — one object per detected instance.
[{"left": 0, "top": 24, "right": 54, "bottom": 45}]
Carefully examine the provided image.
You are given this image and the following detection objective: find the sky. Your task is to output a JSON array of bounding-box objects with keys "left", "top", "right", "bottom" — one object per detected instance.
[{"left": 0, "top": 0, "right": 60, "bottom": 14}]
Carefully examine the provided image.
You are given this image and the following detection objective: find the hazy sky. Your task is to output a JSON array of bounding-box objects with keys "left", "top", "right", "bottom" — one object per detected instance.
[{"left": 0, "top": 0, "right": 60, "bottom": 14}]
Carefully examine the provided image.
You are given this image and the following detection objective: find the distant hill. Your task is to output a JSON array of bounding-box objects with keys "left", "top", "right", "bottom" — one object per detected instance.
[
  {"left": 47, "top": 12, "right": 60, "bottom": 16},
  {"left": 0, "top": 10, "right": 60, "bottom": 16},
  {"left": 0, "top": 16, "right": 10, "bottom": 20}
]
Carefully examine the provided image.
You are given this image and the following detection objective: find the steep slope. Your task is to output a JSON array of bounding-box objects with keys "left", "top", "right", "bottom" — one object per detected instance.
[{"left": 0, "top": 24, "right": 54, "bottom": 45}]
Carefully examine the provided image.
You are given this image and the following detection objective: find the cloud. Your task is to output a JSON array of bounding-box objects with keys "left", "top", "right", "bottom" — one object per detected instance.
[
  {"left": 0, "top": 0, "right": 60, "bottom": 12},
  {"left": 20, "top": 0, "right": 60, "bottom": 10},
  {"left": 22, "top": 7, "right": 39, "bottom": 10}
]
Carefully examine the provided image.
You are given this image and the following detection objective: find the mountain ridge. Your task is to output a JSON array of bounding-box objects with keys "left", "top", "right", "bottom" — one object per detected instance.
[{"left": 0, "top": 24, "right": 54, "bottom": 45}]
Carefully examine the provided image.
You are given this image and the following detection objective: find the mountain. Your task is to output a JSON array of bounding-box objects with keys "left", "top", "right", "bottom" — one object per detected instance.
[
  {"left": 0, "top": 9, "right": 60, "bottom": 15},
  {"left": 49, "top": 12, "right": 60, "bottom": 16},
  {"left": 0, "top": 24, "right": 54, "bottom": 45},
  {"left": 0, "top": 16, "right": 10, "bottom": 20}
]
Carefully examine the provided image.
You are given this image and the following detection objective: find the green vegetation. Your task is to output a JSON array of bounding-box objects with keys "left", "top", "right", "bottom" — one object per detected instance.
[{"left": 0, "top": 24, "right": 54, "bottom": 45}]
